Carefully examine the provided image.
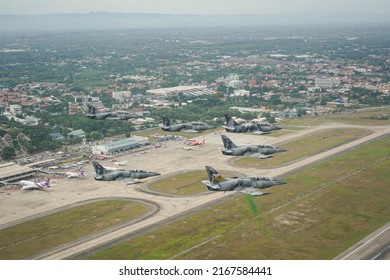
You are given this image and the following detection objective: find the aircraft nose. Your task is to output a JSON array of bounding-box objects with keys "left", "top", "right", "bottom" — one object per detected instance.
[
  {"left": 275, "top": 180, "right": 287, "bottom": 185},
  {"left": 277, "top": 148, "right": 287, "bottom": 152},
  {"left": 149, "top": 172, "right": 161, "bottom": 177}
]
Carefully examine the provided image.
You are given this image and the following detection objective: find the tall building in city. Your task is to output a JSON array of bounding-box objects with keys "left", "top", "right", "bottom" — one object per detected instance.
[{"left": 315, "top": 77, "right": 340, "bottom": 89}]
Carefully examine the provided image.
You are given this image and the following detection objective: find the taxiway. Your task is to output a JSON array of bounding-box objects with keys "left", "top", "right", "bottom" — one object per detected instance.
[{"left": 0, "top": 123, "right": 388, "bottom": 259}]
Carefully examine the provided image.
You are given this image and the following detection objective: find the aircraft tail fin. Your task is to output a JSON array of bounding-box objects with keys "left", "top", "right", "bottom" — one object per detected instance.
[
  {"left": 205, "top": 166, "right": 225, "bottom": 184},
  {"left": 92, "top": 161, "right": 107, "bottom": 175},
  {"left": 42, "top": 178, "right": 51, "bottom": 188},
  {"left": 87, "top": 103, "right": 96, "bottom": 115},
  {"left": 221, "top": 135, "right": 237, "bottom": 149},
  {"left": 224, "top": 114, "right": 238, "bottom": 127},
  {"left": 162, "top": 117, "right": 171, "bottom": 127}
]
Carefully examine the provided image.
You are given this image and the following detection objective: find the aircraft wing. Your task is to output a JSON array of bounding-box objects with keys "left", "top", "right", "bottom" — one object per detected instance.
[
  {"left": 201, "top": 180, "right": 220, "bottom": 190},
  {"left": 248, "top": 153, "right": 273, "bottom": 159},
  {"left": 182, "top": 129, "right": 199, "bottom": 133},
  {"left": 239, "top": 187, "right": 270, "bottom": 196},
  {"left": 253, "top": 131, "right": 271, "bottom": 135},
  {"left": 122, "top": 179, "right": 141, "bottom": 185},
  {"left": 201, "top": 180, "right": 211, "bottom": 186},
  {"left": 107, "top": 116, "right": 131, "bottom": 120}
]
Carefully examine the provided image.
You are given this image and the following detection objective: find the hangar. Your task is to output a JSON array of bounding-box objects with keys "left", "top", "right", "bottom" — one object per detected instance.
[{"left": 91, "top": 136, "right": 149, "bottom": 155}]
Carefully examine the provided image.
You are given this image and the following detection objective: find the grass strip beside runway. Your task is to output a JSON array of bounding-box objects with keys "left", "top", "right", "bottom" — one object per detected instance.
[
  {"left": 148, "top": 170, "right": 241, "bottom": 195},
  {"left": 235, "top": 128, "right": 368, "bottom": 168},
  {"left": 0, "top": 200, "right": 149, "bottom": 259},
  {"left": 86, "top": 136, "right": 389, "bottom": 259}
]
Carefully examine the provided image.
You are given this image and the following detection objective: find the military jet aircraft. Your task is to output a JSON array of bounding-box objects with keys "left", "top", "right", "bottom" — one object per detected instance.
[
  {"left": 20, "top": 178, "right": 51, "bottom": 190},
  {"left": 86, "top": 104, "right": 137, "bottom": 120},
  {"left": 161, "top": 117, "right": 215, "bottom": 133},
  {"left": 220, "top": 135, "right": 286, "bottom": 159},
  {"left": 223, "top": 114, "right": 281, "bottom": 134},
  {"left": 92, "top": 161, "right": 160, "bottom": 184},
  {"left": 201, "top": 166, "right": 286, "bottom": 196},
  {"left": 85, "top": 104, "right": 112, "bottom": 120},
  {"left": 109, "top": 110, "right": 138, "bottom": 120}
]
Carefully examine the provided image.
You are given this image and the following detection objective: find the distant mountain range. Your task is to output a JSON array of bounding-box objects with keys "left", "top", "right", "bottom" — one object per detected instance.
[{"left": 1, "top": 12, "right": 389, "bottom": 33}]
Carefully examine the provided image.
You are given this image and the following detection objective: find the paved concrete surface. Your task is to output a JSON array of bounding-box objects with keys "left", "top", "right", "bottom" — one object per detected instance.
[{"left": 0, "top": 123, "right": 388, "bottom": 259}]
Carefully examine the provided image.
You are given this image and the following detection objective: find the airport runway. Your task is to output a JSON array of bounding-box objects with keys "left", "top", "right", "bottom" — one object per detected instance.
[
  {"left": 335, "top": 222, "right": 390, "bottom": 260},
  {"left": 0, "top": 123, "right": 389, "bottom": 259}
]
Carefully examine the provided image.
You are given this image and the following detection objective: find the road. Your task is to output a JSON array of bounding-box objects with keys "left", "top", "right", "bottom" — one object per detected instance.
[
  {"left": 0, "top": 123, "right": 389, "bottom": 259},
  {"left": 335, "top": 222, "right": 390, "bottom": 260}
]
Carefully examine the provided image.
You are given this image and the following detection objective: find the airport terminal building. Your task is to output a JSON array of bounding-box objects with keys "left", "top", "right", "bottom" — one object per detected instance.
[
  {"left": 0, "top": 162, "right": 38, "bottom": 183},
  {"left": 91, "top": 136, "right": 149, "bottom": 155}
]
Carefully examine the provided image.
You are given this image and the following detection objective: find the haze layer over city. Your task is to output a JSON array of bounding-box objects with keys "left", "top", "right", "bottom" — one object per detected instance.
[{"left": 1, "top": 23, "right": 389, "bottom": 151}]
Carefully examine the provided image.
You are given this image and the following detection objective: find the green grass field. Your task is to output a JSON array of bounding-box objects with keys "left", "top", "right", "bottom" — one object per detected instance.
[
  {"left": 86, "top": 136, "right": 390, "bottom": 260},
  {"left": 0, "top": 199, "right": 150, "bottom": 259},
  {"left": 234, "top": 128, "right": 367, "bottom": 168},
  {"left": 1, "top": 109, "right": 388, "bottom": 259},
  {"left": 278, "top": 107, "right": 390, "bottom": 127},
  {"left": 146, "top": 128, "right": 368, "bottom": 196},
  {"left": 148, "top": 170, "right": 207, "bottom": 195},
  {"left": 148, "top": 170, "right": 242, "bottom": 195}
]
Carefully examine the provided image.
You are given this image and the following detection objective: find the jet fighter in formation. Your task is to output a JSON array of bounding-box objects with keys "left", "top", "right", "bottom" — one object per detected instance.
[
  {"left": 220, "top": 135, "right": 286, "bottom": 159},
  {"left": 92, "top": 161, "right": 160, "bottom": 185},
  {"left": 201, "top": 166, "right": 286, "bottom": 196},
  {"left": 86, "top": 104, "right": 137, "bottom": 120},
  {"left": 223, "top": 114, "right": 281, "bottom": 134},
  {"left": 161, "top": 117, "right": 215, "bottom": 133}
]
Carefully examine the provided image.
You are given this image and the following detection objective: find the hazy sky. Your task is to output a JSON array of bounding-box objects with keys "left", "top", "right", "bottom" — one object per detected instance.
[{"left": 1, "top": 0, "right": 389, "bottom": 15}]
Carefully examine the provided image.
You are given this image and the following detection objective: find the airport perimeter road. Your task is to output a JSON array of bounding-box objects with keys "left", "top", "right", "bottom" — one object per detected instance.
[{"left": 0, "top": 123, "right": 388, "bottom": 259}]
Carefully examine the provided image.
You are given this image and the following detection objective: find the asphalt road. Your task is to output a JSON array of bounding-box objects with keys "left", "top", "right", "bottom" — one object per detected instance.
[
  {"left": 334, "top": 222, "right": 390, "bottom": 260},
  {"left": 0, "top": 123, "right": 389, "bottom": 259}
]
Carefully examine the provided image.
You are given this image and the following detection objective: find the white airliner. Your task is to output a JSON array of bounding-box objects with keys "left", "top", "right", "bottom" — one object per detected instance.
[
  {"left": 114, "top": 161, "right": 128, "bottom": 167},
  {"left": 65, "top": 170, "right": 85, "bottom": 178},
  {"left": 20, "top": 178, "right": 51, "bottom": 190}
]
